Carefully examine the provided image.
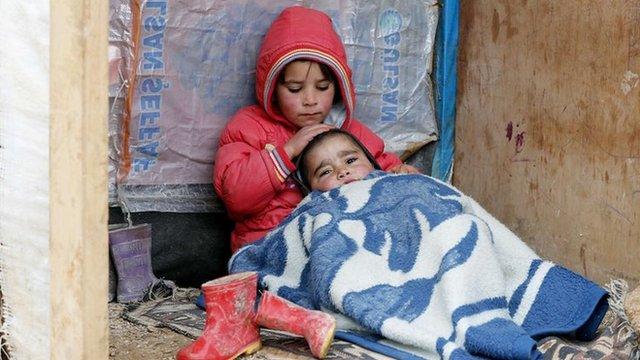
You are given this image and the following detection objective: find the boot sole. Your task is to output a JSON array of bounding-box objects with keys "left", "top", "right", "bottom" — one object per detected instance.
[
  {"left": 228, "top": 339, "right": 262, "bottom": 360},
  {"left": 316, "top": 322, "right": 336, "bottom": 359}
]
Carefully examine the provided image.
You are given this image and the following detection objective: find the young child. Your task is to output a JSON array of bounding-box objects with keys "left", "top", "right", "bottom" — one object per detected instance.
[
  {"left": 214, "top": 6, "right": 418, "bottom": 252},
  {"left": 293, "top": 128, "right": 379, "bottom": 193}
]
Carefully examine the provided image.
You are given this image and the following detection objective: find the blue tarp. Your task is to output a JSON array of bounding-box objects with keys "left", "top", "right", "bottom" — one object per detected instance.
[{"left": 431, "top": 0, "right": 459, "bottom": 182}]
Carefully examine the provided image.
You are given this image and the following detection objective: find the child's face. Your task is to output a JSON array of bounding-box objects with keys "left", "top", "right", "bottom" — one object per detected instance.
[
  {"left": 275, "top": 61, "right": 336, "bottom": 128},
  {"left": 304, "top": 135, "right": 375, "bottom": 192}
]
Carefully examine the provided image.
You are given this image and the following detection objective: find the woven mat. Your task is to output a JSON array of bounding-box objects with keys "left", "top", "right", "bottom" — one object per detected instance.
[
  {"left": 538, "top": 312, "right": 639, "bottom": 360},
  {"left": 122, "top": 289, "right": 391, "bottom": 359},
  {"left": 123, "top": 289, "right": 639, "bottom": 359}
]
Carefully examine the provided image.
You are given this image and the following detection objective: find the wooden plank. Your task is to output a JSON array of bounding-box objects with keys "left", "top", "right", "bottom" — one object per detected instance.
[
  {"left": 455, "top": 1, "right": 640, "bottom": 286},
  {"left": 50, "top": 0, "right": 109, "bottom": 358}
]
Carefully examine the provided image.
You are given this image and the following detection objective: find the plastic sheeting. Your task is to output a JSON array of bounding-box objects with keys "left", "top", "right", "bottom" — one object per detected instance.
[
  {"left": 431, "top": 0, "right": 459, "bottom": 182},
  {"left": 109, "top": 0, "right": 135, "bottom": 203},
  {"left": 110, "top": 0, "right": 439, "bottom": 212},
  {"left": 0, "top": 2, "right": 52, "bottom": 359}
]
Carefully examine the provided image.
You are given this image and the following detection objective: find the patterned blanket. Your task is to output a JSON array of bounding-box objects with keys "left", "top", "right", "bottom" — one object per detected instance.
[{"left": 229, "top": 171, "right": 609, "bottom": 359}]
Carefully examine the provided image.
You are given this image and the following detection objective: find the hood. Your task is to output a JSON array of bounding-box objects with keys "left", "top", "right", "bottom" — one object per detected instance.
[{"left": 255, "top": 6, "right": 355, "bottom": 128}]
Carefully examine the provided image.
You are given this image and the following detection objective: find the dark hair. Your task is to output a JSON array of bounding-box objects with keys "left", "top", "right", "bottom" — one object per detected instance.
[
  {"left": 292, "top": 129, "right": 381, "bottom": 193},
  {"left": 277, "top": 61, "right": 341, "bottom": 104}
]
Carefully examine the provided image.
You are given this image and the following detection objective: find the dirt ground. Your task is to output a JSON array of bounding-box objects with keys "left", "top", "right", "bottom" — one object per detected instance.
[
  {"left": 109, "top": 302, "right": 192, "bottom": 360},
  {"left": 108, "top": 301, "right": 304, "bottom": 360}
]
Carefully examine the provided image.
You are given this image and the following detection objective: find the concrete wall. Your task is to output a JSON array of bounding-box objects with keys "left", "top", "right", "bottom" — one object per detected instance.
[{"left": 455, "top": 1, "right": 639, "bottom": 286}]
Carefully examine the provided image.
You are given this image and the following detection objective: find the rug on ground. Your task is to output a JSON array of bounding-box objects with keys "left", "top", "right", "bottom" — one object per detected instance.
[
  {"left": 123, "top": 289, "right": 392, "bottom": 359},
  {"left": 122, "top": 286, "right": 638, "bottom": 359}
]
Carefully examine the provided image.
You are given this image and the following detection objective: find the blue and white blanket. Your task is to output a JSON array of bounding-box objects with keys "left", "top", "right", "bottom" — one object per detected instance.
[{"left": 229, "top": 171, "right": 609, "bottom": 360}]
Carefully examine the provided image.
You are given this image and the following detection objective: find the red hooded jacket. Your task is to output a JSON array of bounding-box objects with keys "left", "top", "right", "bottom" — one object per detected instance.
[{"left": 214, "top": 6, "right": 402, "bottom": 252}]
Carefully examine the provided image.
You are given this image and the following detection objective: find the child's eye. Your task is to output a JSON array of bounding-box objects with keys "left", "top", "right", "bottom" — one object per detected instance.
[
  {"left": 316, "top": 81, "right": 332, "bottom": 91},
  {"left": 318, "top": 169, "right": 332, "bottom": 177},
  {"left": 287, "top": 87, "right": 302, "bottom": 93},
  {"left": 346, "top": 157, "right": 358, "bottom": 164}
]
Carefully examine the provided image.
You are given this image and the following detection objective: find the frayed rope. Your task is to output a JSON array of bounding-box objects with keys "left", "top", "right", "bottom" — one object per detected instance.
[
  {"left": 0, "top": 331, "right": 9, "bottom": 360},
  {"left": 142, "top": 279, "right": 177, "bottom": 302},
  {"left": 606, "top": 279, "right": 632, "bottom": 324},
  {"left": 605, "top": 278, "right": 640, "bottom": 360}
]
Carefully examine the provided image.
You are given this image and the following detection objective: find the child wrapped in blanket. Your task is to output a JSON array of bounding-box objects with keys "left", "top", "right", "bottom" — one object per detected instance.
[
  {"left": 230, "top": 128, "right": 610, "bottom": 360},
  {"left": 292, "top": 128, "right": 382, "bottom": 193}
]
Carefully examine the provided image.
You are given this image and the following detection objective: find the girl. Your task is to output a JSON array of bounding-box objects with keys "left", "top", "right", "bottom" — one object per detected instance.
[{"left": 214, "top": 6, "right": 418, "bottom": 252}]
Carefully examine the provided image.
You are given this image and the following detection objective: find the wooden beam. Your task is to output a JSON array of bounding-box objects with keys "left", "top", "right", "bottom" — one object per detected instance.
[{"left": 50, "top": 0, "right": 109, "bottom": 358}]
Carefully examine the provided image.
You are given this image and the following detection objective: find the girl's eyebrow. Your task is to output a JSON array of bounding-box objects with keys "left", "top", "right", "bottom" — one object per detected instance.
[{"left": 283, "top": 78, "right": 330, "bottom": 85}]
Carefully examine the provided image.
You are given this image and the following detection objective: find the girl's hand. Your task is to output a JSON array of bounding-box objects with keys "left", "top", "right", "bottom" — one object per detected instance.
[
  {"left": 389, "top": 163, "right": 421, "bottom": 174},
  {"left": 283, "top": 124, "right": 333, "bottom": 158}
]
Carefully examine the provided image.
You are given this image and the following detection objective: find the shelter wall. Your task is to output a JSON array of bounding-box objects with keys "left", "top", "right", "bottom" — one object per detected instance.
[{"left": 455, "top": 1, "right": 640, "bottom": 285}]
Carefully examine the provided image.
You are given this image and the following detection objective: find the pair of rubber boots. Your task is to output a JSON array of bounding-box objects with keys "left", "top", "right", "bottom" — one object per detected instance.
[
  {"left": 108, "top": 223, "right": 175, "bottom": 303},
  {"left": 176, "top": 272, "right": 336, "bottom": 360}
]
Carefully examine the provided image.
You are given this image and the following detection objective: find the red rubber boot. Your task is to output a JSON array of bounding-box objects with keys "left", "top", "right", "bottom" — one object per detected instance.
[
  {"left": 176, "top": 272, "right": 262, "bottom": 360},
  {"left": 255, "top": 291, "right": 336, "bottom": 358}
]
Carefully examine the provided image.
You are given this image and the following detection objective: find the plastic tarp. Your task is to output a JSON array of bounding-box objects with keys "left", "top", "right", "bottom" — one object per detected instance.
[
  {"left": 431, "top": 0, "right": 458, "bottom": 182},
  {"left": 110, "top": 0, "right": 439, "bottom": 212},
  {"left": 109, "top": 0, "right": 135, "bottom": 206}
]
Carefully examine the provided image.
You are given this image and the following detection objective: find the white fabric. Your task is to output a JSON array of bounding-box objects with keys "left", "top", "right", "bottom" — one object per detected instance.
[{"left": 0, "top": 2, "right": 51, "bottom": 359}]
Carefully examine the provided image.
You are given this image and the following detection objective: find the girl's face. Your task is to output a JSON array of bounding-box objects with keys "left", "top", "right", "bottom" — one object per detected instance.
[
  {"left": 275, "top": 61, "right": 336, "bottom": 128},
  {"left": 304, "top": 135, "right": 374, "bottom": 192}
]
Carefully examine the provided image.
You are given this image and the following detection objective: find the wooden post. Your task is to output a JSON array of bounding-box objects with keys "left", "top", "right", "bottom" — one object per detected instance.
[{"left": 50, "top": 0, "right": 109, "bottom": 358}]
